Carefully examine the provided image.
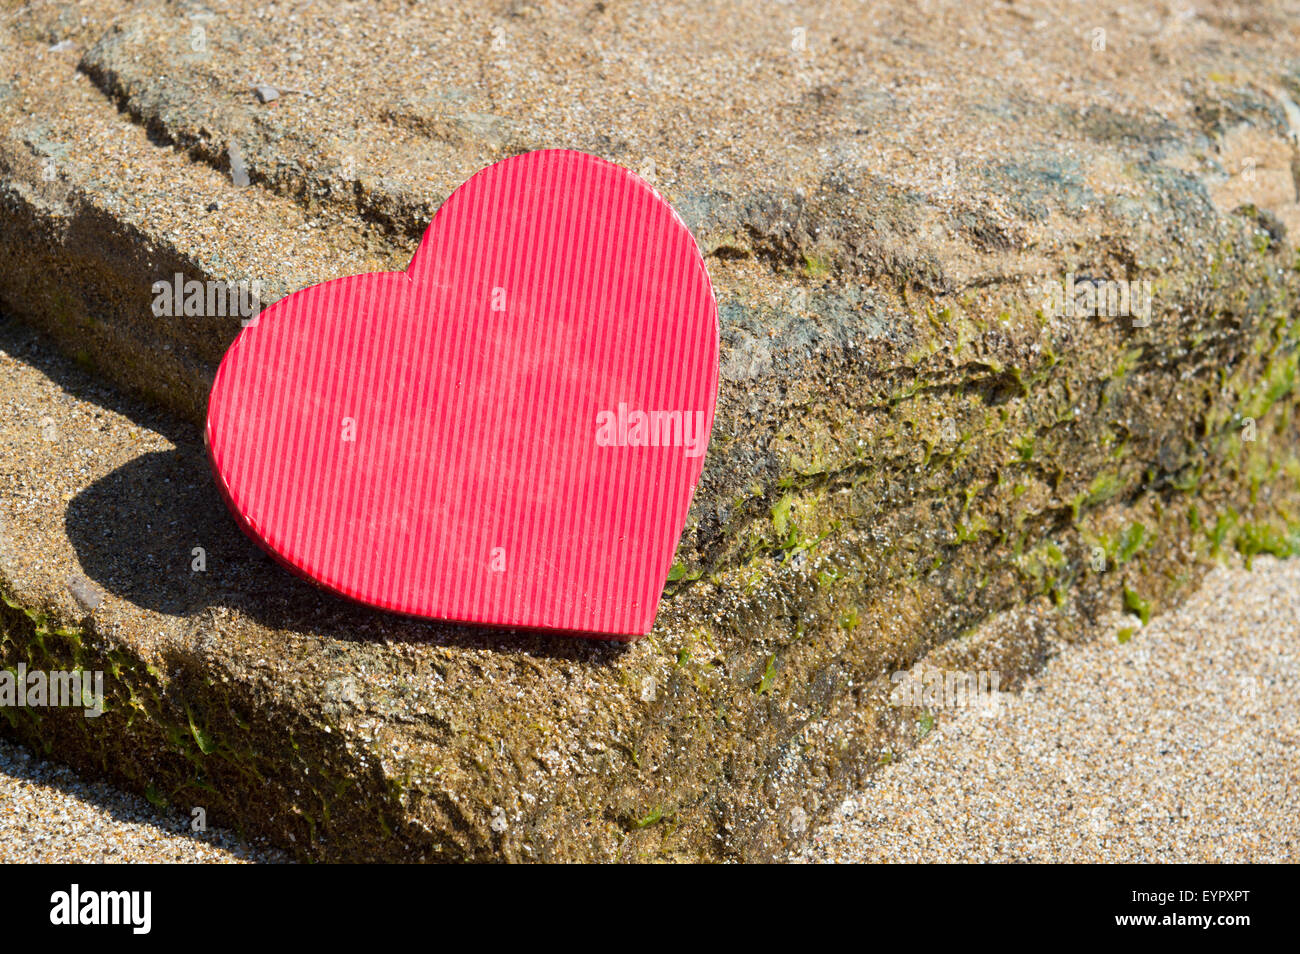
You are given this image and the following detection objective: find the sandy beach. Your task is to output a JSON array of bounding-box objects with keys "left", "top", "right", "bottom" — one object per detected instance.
[
  {"left": 0, "top": 736, "right": 284, "bottom": 863},
  {"left": 800, "top": 557, "right": 1300, "bottom": 863}
]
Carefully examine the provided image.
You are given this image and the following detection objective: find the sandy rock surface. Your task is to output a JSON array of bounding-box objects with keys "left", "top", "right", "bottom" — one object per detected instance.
[
  {"left": 802, "top": 555, "right": 1300, "bottom": 863},
  {"left": 1, "top": 0, "right": 1299, "bottom": 861}
]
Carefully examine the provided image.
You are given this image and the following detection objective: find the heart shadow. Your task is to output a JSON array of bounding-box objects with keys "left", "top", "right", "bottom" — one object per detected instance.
[
  {"left": 64, "top": 444, "right": 631, "bottom": 663},
  {"left": 0, "top": 310, "right": 629, "bottom": 665}
]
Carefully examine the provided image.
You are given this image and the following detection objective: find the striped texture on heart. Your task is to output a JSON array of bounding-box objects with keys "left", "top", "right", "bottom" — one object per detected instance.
[{"left": 206, "top": 150, "right": 719, "bottom": 638}]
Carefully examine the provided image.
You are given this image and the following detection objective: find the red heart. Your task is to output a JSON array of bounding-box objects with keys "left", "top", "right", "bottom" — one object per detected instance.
[{"left": 205, "top": 150, "right": 719, "bottom": 639}]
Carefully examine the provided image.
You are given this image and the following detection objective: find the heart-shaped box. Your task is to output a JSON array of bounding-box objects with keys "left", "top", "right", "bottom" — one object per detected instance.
[{"left": 206, "top": 149, "right": 719, "bottom": 639}]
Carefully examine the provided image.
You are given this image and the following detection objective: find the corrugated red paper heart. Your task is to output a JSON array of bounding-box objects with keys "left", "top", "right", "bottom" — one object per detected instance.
[{"left": 207, "top": 149, "right": 719, "bottom": 638}]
